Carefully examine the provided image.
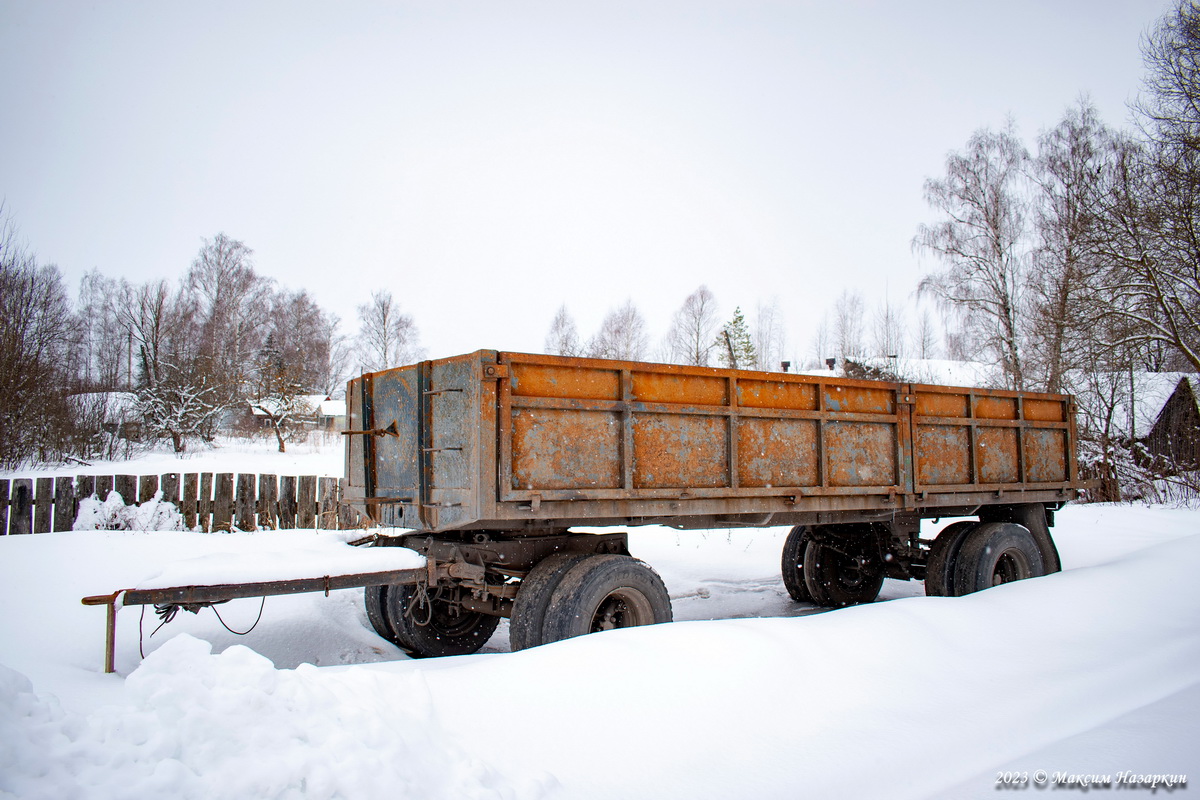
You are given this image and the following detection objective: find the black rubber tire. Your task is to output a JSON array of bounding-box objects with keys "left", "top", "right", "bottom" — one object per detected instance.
[
  {"left": 509, "top": 552, "right": 591, "bottom": 651},
  {"left": 384, "top": 584, "right": 500, "bottom": 658},
  {"left": 541, "top": 554, "right": 672, "bottom": 645},
  {"left": 952, "top": 522, "right": 1046, "bottom": 596},
  {"left": 923, "top": 521, "right": 978, "bottom": 597},
  {"left": 802, "top": 529, "right": 885, "bottom": 608},
  {"left": 364, "top": 584, "right": 396, "bottom": 641},
  {"left": 780, "top": 526, "right": 814, "bottom": 603}
]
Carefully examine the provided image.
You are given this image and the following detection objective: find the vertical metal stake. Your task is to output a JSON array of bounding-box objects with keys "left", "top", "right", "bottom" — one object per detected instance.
[{"left": 82, "top": 591, "right": 122, "bottom": 674}]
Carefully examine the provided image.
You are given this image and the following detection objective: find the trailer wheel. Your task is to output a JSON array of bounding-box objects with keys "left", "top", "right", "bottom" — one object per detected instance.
[
  {"left": 952, "top": 522, "right": 1046, "bottom": 596},
  {"left": 802, "top": 529, "right": 885, "bottom": 607},
  {"left": 364, "top": 584, "right": 396, "bottom": 641},
  {"left": 780, "top": 526, "right": 814, "bottom": 603},
  {"left": 923, "top": 521, "right": 978, "bottom": 597},
  {"left": 541, "top": 554, "right": 672, "bottom": 645},
  {"left": 385, "top": 584, "right": 500, "bottom": 658},
  {"left": 509, "top": 553, "right": 591, "bottom": 651}
]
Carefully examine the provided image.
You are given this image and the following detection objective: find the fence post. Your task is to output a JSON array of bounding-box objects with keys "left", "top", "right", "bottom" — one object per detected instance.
[
  {"left": 297, "top": 476, "right": 317, "bottom": 529},
  {"left": 235, "top": 473, "right": 256, "bottom": 531},
  {"left": 199, "top": 473, "right": 214, "bottom": 531},
  {"left": 278, "top": 476, "right": 297, "bottom": 529},
  {"left": 161, "top": 473, "right": 180, "bottom": 508},
  {"left": 0, "top": 479, "right": 9, "bottom": 536},
  {"left": 337, "top": 479, "right": 360, "bottom": 529},
  {"left": 318, "top": 477, "right": 338, "bottom": 529},
  {"left": 114, "top": 475, "right": 136, "bottom": 504},
  {"left": 76, "top": 475, "right": 96, "bottom": 502},
  {"left": 138, "top": 475, "right": 159, "bottom": 504},
  {"left": 182, "top": 474, "right": 199, "bottom": 530},
  {"left": 34, "top": 477, "right": 53, "bottom": 533},
  {"left": 213, "top": 473, "right": 234, "bottom": 531},
  {"left": 258, "top": 474, "right": 278, "bottom": 529},
  {"left": 96, "top": 475, "right": 115, "bottom": 503},
  {"left": 10, "top": 480, "right": 32, "bottom": 535},
  {"left": 53, "top": 476, "right": 75, "bottom": 532}
]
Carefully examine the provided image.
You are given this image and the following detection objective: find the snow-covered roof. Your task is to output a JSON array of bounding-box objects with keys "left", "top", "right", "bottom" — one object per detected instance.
[
  {"left": 250, "top": 394, "right": 329, "bottom": 417},
  {"left": 319, "top": 399, "right": 346, "bottom": 418}
]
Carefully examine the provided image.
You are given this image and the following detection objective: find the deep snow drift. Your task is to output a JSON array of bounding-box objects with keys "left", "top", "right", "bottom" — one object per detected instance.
[{"left": 1, "top": 503, "right": 1197, "bottom": 799}]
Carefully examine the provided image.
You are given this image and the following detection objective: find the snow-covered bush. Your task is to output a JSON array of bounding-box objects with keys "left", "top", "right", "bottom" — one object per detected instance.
[{"left": 73, "top": 490, "right": 185, "bottom": 532}]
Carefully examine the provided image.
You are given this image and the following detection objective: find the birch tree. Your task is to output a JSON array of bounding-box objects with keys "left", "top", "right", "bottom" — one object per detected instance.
[
  {"left": 915, "top": 123, "right": 1032, "bottom": 389},
  {"left": 545, "top": 305, "right": 583, "bottom": 357},
  {"left": 664, "top": 286, "right": 719, "bottom": 366},
  {"left": 1028, "top": 100, "right": 1110, "bottom": 393},
  {"left": 356, "top": 290, "right": 422, "bottom": 372},
  {"left": 586, "top": 300, "right": 649, "bottom": 361}
]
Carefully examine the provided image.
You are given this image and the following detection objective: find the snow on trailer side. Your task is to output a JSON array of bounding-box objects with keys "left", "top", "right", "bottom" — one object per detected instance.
[{"left": 342, "top": 351, "right": 1090, "bottom": 658}]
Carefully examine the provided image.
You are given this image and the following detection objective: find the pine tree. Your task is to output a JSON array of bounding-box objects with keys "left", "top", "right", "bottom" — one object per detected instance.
[{"left": 714, "top": 307, "right": 757, "bottom": 369}]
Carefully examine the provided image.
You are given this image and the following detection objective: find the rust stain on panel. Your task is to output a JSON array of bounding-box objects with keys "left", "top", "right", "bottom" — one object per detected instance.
[
  {"left": 737, "top": 418, "right": 819, "bottom": 487},
  {"left": 1024, "top": 398, "right": 1065, "bottom": 422},
  {"left": 633, "top": 413, "right": 728, "bottom": 489},
  {"left": 823, "top": 385, "right": 895, "bottom": 414},
  {"left": 511, "top": 364, "right": 620, "bottom": 400},
  {"left": 916, "top": 425, "right": 970, "bottom": 485},
  {"left": 975, "top": 396, "right": 1018, "bottom": 420},
  {"left": 977, "top": 427, "right": 1019, "bottom": 483},
  {"left": 631, "top": 371, "right": 727, "bottom": 406},
  {"left": 915, "top": 392, "right": 969, "bottom": 418},
  {"left": 1024, "top": 429, "right": 1068, "bottom": 482},
  {"left": 512, "top": 408, "right": 622, "bottom": 490},
  {"left": 738, "top": 379, "right": 818, "bottom": 411},
  {"left": 825, "top": 422, "right": 897, "bottom": 486}
]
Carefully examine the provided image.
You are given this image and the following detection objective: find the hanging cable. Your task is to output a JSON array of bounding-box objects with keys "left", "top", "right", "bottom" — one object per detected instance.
[{"left": 211, "top": 596, "right": 266, "bottom": 635}]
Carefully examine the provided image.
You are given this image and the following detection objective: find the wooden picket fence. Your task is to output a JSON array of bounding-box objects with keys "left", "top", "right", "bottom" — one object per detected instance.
[{"left": 0, "top": 473, "right": 364, "bottom": 535}]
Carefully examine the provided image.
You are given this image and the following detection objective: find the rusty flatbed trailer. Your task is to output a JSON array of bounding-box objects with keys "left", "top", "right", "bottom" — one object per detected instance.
[{"left": 343, "top": 351, "right": 1087, "bottom": 658}]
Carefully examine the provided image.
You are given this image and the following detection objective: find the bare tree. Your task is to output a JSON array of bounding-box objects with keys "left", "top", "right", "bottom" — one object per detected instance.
[
  {"left": 119, "top": 279, "right": 180, "bottom": 390},
  {"left": 185, "top": 233, "right": 273, "bottom": 404},
  {"left": 250, "top": 332, "right": 317, "bottom": 453},
  {"left": 1087, "top": 0, "right": 1200, "bottom": 374},
  {"left": 545, "top": 305, "right": 583, "bottom": 357},
  {"left": 912, "top": 307, "right": 940, "bottom": 359},
  {"left": 0, "top": 209, "right": 79, "bottom": 468},
  {"left": 832, "top": 290, "right": 866, "bottom": 363},
  {"left": 915, "top": 122, "right": 1032, "bottom": 389},
  {"left": 356, "top": 289, "right": 423, "bottom": 372},
  {"left": 1028, "top": 99, "right": 1111, "bottom": 393},
  {"left": 137, "top": 365, "right": 225, "bottom": 454},
  {"left": 586, "top": 300, "right": 649, "bottom": 361},
  {"left": 870, "top": 296, "right": 906, "bottom": 360},
  {"left": 664, "top": 286, "right": 720, "bottom": 366},
  {"left": 266, "top": 289, "right": 339, "bottom": 392},
  {"left": 753, "top": 299, "right": 787, "bottom": 371},
  {"left": 76, "top": 269, "right": 131, "bottom": 390},
  {"left": 809, "top": 312, "right": 834, "bottom": 369}
]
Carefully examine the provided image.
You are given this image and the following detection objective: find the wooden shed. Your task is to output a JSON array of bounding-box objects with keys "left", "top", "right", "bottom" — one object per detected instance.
[{"left": 1143, "top": 376, "right": 1200, "bottom": 471}]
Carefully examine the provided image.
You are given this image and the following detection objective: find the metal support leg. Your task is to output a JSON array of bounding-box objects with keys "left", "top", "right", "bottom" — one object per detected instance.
[{"left": 82, "top": 591, "right": 122, "bottom": 674}]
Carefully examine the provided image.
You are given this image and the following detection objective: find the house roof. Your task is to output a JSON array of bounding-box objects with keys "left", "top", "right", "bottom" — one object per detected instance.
[
  {"left": 319, "top": 399, "right": 346, "bottom": 417},
  {"left": 249, "top": 394, "right": 329, "bottom": 417}
]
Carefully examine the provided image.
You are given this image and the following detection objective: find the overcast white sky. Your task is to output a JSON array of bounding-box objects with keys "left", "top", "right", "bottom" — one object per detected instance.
[{"left": 0, "top": 0, "right": 1171, "bottom": 366}]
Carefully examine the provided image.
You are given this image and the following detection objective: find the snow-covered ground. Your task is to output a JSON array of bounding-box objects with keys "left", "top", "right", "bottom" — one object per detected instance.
[
  {"left": 1, "top": 440, "right": 1196, "bottom": 798},
  {"left": 1, "top": 503, "right": 1197, "bottom": 799}
]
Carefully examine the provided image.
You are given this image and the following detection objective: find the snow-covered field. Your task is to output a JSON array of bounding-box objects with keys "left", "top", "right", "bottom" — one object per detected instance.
[{"left": 1, "top": 443, "right": 1197, "bottom": 799}]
